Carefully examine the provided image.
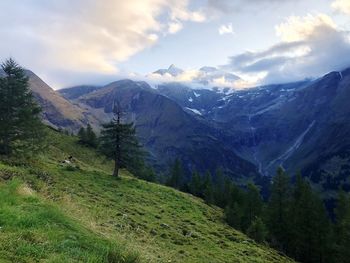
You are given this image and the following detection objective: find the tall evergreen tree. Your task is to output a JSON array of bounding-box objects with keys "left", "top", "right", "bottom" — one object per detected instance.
[
  {"left": 224, "top": 181, "right": 245, "bottom": 229},
  {"left": 189, "top": 170, "right": 201, "bottom": 197},
  {"left": 86, "top": 124, "right": 97, "bottom": 147},
  {"left": 167, "top": 158, "right": 183, "bottom": 189},
  {"left": 288, "top": 174, "right": 331, "bottom": 263},
  {"left": 99, "top": 103, "right": 143, "bottom": 177},
  {"left": 267, "top": 167, "right": 291, "bottom": 251},
  {"left": 247, "top": 216, "right": 268, "bottom": 243},
  {"left": 334, "top": 190, "right": 350, "bottom": 263},
  {"left": 78, "top": 127, "right": 87, "bottom": 144},
  {"left": 225, "top": 201, "right": 243, "bottom": 229},
  {"left": 213, "top": 168, "right": 227, "bottom": 207},
  {"left": 0, "top": 58, "right": 44, "bottom": 155},
  {"left": 203, "top": 171, "right": 214, "bottom": 204},
  {"left": 242, "top": 183, "right": 263, "bottom": 231}
]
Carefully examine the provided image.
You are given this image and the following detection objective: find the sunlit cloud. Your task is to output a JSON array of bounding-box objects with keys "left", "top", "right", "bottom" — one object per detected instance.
[
  {"left": 332, "top": 0, "right": 350, "bottom": 14},
  {"left": 0, "top": 0, "right": 205, "bottom": 87},
  {"left": 218, "top": 23, "right": 234, "bottom": 35},
  {"left": 225, "top": 13, "right": 350, "bottom": 85}
]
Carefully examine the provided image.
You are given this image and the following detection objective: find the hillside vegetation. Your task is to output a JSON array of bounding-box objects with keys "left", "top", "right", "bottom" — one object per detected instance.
[{"left": 0, "top": 128, "right": 293, "bottom": 262}]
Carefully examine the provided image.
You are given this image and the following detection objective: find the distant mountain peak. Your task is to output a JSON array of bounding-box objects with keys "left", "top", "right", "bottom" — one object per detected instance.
[{"left": 153, "top": 64, "right": 184, "bottom": 77}]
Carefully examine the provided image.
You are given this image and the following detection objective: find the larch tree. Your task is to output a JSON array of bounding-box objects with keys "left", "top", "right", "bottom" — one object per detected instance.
[
  {"left": 0, "top": 58, "right": 44, "bottom": 156},
  {"left": 99, "top": 103, "right": 143, "bottom": 177}
]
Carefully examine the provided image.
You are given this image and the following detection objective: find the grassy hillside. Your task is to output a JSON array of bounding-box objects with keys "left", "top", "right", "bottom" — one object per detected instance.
[{"left": 0, "top": 129, "right": 294, "bottom": 263}]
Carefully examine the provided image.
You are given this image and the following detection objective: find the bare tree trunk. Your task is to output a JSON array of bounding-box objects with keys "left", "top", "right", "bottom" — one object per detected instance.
[{"left": 113, "top": 158, "right": 119, "bottom": 177}]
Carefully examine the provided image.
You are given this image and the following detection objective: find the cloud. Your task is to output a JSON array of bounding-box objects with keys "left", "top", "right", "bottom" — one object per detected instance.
[
  {"left": 168, "top": 21, "right": 183, "bottom": 34},
  {"left": 332, "top": 0, "right": 350, "bottom": 14},
  {"left": 226, "top": 14, "right": 350, "bottom": 84},
  {"left": 0, "top": 0, "right": 205, "bottom": 88},
  {"left": 206, "top": 0, "right": 297, "bottom": 15},
  {"left": 218, "top": 23, "right": 234, "bottom": 35},
  {"left": 146, "top": 65, "right": 243, "bottom": 89}
]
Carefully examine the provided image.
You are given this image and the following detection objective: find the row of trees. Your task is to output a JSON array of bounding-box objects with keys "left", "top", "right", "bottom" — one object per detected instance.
[{"left": 166, "top": 161, "right": 350, "bottom": 263}]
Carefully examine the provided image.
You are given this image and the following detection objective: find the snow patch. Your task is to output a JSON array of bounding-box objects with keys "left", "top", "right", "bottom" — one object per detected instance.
[
  {"left": 188, "top": 97, "right": 193, "bottom": 102},
  {"left": 185, "top": 107, "right": 202, "bottom": 115},
  {"left": 194, "top": 91, "right": 200, "bottom": 97},
  {"left": 266, "top": 120, "right": 316, "bottom": 170}
]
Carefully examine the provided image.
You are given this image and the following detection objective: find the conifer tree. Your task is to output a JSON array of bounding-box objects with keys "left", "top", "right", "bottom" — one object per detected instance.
[
  {"left": 225, "top": 201, "right": 243, "bottom": 229},
  {"left": 289, "top": 174, "right": 331, "bottom": 263},
  {"left": 242, "top": 183, "right": 263, "bottom": 231},
  {"left": 167, "top": 158, "right": 183, "bottom": 189},
  {"left": 267, "top": 167, "right": 291, "bottom": 250},
  {"left": 0, "top": 58, "right": 44, "bottom": 155},
  {"left": 247, "top": 217, "right": 268, "bottom": 243},
  {"left": 86, "top": 124, "right": 97, "bottom": 147},
  {"left": 203, "top": 171, "right": 214, "bottom": 204},
  {"left": 213, "top": 168, "right": 227, "bottom": 207},
  {"left": 78, "top": 127, "right": 87, "bottom": 144},
  {"left": 334, "top": 190, "right": 350, "bottom": 263},
  {"left": 189, "top": 170, "right": 201, "bottom": 197},
  {"left": 99, "top": 103, "right": 143, "bottom": 177}
]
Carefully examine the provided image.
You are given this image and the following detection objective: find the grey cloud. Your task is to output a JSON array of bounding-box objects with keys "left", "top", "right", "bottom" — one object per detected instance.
[
  {"left": 225, "top": 23, "right": 350, "bottom": 84},
  {"left": 206, "top": 0, "right": 297, "bottom": 14}
]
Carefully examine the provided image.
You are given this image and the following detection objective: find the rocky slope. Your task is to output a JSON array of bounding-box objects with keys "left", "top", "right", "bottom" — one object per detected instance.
[{"left": 26, "top": 71, "right": 100, "bottom": 131}]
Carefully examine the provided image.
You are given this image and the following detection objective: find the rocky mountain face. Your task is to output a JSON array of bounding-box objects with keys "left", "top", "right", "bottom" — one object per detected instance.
[
  {"left": 24, "top": 66, "right": 350, "bottom": 194},
  {"left": 154, "top": 69, "right": 350, "bottom": 194},
  {"left": 25, "top": 70, "right": 99, "bottom": 131},
  {"left": 57, "top": 79, "right": 260, "bottom": 182}
]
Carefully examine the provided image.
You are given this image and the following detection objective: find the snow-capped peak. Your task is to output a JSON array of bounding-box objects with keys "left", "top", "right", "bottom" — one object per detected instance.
[{"left": 153, "top": 64, "right": 184, "bottom": 77}]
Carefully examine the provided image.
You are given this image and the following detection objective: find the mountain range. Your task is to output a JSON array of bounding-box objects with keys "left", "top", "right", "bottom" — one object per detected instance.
[{"left": 26, "top": 66, "right": 350, "bottom": 196}]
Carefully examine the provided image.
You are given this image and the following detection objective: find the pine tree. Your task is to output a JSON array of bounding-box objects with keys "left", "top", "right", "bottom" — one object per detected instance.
[
  {"left": 267, "top": 167, "right": 291, "bottom": 251},
  {"left": 78, "top": 127, "right": 87, "bottom": 144},
  {"left": 99, "top": 103, "right": 143, "bottom": 177},
  {"left": 334, "top": 190, "right": 350, "bottom": 263},
  {"left": 225, "top": 201, "right": 243, "bottom": 229},
  {"left": 189, "top": 170, "right": 201, "bottom": 197},
  {"left": 203, "top": 171, "right": 214, "bottom": 204},
  {"left": 213, "top": 168, "right": 227, "bottom": 207},
  {"left": 247, "top": 216, "right": 268, "bottom": 243},
  {"left": 167, "top": 158, "right": 183, "bottom": 189},
  {"left": 86, "top": 124, "right": 97, "bottom": 147},
  {"left": 224, "top": 181, "right": 245, "bottom": 229},
  {"left": 0, "top": 58, "right": 44, "bottom": 155},
  {"left": 288, "top": 174, "right": 331, "bottom": 263},
  {"left": 242, "top": 183, "right": 263, "bottom": 231}
]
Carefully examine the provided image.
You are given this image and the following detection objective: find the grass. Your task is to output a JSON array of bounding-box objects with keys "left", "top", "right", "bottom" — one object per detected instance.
[
  {"left": 0, "top": 128, "right": 294, "bottom": 262},
  {"left": 0, "top": 179, "right": 138, "bottom": 263}
]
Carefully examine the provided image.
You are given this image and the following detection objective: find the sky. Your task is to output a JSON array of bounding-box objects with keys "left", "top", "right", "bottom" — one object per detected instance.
[{"left": 0, "top": 0, "right": 349, "bottom": 89}]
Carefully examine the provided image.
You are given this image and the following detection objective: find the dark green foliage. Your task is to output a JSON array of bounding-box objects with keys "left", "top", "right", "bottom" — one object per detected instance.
[
  {"left": 241, "top": 183, "right": 263, "bottom": 231},
  {"left": 203, "top": 171, "right": 214, "bottom": 204},
  {"left": 0, "top": 58, "right": 45, "bottom": 156},
  {"left": 225, "top": 202, "right": 243, "bottom": 230},
  {"left": 267, "top": 167, "right": 291, "bottom": 250},
  {"left": 78, "top": 127, "right": 87, "bottom": 143},
  {"left": 188, "top": 171, "right": 201, "bottom": 196},
  {"left": 163, "top": 163, "right": 346, "bottom": 263},
  {"left": 134, "top": 163, "right": 157, "bottom": 182},
  {"left": 247, "top": 217, "right": 268, "bottom": 243},
  {"left": 99, "top": 106, "right": 143, "bottom": 177},
  {"left": 86, "top": 124, "right": 97, "bottom": 147},
  {"left": 333, "top": 190, "right": 350, "bottom": 263},
  {"left": 78, "top": 124, "right": 97, "bottom": 148},
  {"left": 287, "top": 174, "right": 331, "bottom": 263},
  {"left": 167, "top": 158, "right": 184, "bottom": 189}
]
